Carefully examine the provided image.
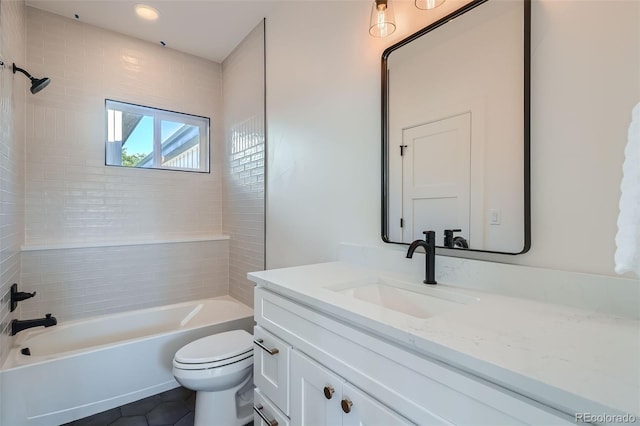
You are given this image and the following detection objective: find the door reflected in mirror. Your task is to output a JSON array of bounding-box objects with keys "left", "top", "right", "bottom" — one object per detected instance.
[{"left": 382, "top": 0, "right": 530, "bottom": 254}]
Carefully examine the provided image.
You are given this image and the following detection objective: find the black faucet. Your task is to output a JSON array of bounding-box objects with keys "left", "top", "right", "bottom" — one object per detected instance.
[
  {"left": 11, "top": 314, "right": 57, "bottom": 336},
  {"left": 444, "top": 229, "right": 469, "bottom": 249},
  {"left": 406, "top": 231, "right": 437, "bottom": 285}
]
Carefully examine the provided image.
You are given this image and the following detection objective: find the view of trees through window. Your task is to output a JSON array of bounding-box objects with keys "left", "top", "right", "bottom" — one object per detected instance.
[{"left": 105, "top": 100, "right": 210, "bottom": 173}]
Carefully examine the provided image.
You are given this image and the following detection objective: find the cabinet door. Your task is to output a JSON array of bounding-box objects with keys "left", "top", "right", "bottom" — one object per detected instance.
[
  {"left": 290, "top": 350, "right": 343, "bottom": 426},
  {"left": 254, "top": 326, "right": 291, "bottom": 415},
  {"left": 341, "top": 382, "right": 416, "bottom": 426}
]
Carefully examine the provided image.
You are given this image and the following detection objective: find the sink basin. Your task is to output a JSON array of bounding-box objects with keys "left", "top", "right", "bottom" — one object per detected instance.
[{"left": 328, "top": 278, "right": 478, "bottom": 319}]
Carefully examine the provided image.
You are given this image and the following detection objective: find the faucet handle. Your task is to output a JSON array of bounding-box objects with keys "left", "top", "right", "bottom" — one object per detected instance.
[
  {"left": 444, "top": 229, "right": 462, "bottom": 234},
  {"left": 10, "top": 284, "right": 37, "bottom": 312}
]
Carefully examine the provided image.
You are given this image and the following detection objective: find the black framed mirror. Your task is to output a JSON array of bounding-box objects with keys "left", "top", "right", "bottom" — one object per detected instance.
[{"left": 381, "top": 0, "right": 530, "bottom": 255}]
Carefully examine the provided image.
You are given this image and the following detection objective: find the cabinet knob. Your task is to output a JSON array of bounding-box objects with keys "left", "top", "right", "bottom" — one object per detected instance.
[
  {"left": 341, "top": 398, "right": 353, "bottom": 414},
  {"left": 323, "top": 386, "right": 335, "bottom": 399}
]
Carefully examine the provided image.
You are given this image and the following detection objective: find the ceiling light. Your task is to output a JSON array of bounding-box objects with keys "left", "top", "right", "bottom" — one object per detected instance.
[
  {"left": 369, "top": 0, "right": 396, "bottom": 38},
  {"left": 134, "top": 4, "right": 159, "bottom": 21},
  {"left": 415, "top": 0, "right": 446, "bottom": 10}
]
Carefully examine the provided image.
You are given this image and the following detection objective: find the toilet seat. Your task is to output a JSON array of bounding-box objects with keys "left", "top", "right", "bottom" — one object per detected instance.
[{"left": 173, "top": 330, "right": 253, "bottom": 371}]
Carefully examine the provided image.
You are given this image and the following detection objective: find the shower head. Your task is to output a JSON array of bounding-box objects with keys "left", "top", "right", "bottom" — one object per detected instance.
[{"left": 12, "top": 63, "right": 51, "bottom": 94}]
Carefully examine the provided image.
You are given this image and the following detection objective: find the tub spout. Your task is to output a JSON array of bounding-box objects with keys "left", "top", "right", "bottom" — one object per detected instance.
[{"left": 11, "top": 313, "right": 57, "bottom": 336}]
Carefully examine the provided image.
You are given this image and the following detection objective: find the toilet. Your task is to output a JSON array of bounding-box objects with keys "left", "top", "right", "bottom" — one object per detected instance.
[{"left": 172, "top": 330, "right": 254, "bottom": 426}]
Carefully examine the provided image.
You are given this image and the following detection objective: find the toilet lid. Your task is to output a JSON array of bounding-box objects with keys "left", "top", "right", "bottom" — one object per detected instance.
[{"left": 175, "top": 330, "right": 253, "bottom": 364}]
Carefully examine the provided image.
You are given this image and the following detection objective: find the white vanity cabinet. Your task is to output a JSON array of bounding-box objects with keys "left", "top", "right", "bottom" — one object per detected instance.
[
  {"left": 253, "top": 286, "right": 575, "bottom": 425},
  {"left": 290, "top": 349, "right": 415, "bottom": 426}
]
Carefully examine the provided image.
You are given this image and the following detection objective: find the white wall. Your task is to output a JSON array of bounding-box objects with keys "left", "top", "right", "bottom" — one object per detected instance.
[
  {"left": 0, "top": 0, "right": 26, "bottom": 367},
  {"left": 266, "top": 0, "right": 640, "bottom": 278},
  {"left": 222, "top": 21, "right": 266, "bottom": 307}
]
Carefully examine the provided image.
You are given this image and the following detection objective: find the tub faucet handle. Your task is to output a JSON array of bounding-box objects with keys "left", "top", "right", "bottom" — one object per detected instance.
[
  {"left": 15, "top": 291, "right": 36, "bottom": 301},
  {"left": 10, "top": 284, "right": 37, "bottom": 312}
]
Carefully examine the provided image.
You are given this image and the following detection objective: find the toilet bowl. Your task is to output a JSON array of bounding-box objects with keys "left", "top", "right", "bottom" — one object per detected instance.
[{"left": 172, "top": 330, "right": 254, "bottom": 426}]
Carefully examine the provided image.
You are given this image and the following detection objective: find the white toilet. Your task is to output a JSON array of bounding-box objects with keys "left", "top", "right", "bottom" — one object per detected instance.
[{"left": 172, "top": 330, "right": 254, "bottom": 426}]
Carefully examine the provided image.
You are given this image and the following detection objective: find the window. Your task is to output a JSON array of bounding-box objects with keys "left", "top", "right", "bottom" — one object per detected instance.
[{"left": 105, "top": 100, "right": 210, "bottom": 173}]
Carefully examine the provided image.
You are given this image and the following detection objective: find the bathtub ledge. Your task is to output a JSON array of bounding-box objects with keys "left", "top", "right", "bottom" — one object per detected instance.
[{"left": 21, "top": 235, "right": 230, "bottom": 251}]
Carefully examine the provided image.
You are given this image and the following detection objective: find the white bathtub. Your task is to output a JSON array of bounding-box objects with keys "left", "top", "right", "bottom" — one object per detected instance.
[{"left": 0, "top": 296, "right": 254, "bottom": 426}]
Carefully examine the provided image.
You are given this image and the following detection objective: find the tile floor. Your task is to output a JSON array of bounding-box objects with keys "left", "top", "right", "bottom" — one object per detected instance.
[{"left": 62, "top": 387, "right": 196, "bottom": 426}]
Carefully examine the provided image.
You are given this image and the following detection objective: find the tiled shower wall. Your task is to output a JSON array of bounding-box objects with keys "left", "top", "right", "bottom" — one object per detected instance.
[
  {"left": 222, "top": 22, "right": 266, "bottom": 307},
  {"left": 20, "top": 240, "right": 229, "bottom": 322},
  {"left": 18, "top": 7, "right": 229, "bottom": 321},
  {"left": 0, "top": 0, "right": 26, "bottom": 366},
  {"left": 25, "top": 7, "right": 224, "bottom": 245}
]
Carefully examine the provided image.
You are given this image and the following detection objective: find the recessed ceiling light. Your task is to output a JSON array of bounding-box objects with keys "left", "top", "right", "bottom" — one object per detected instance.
[{"left": 134, "top": 4, "right": 159, "bottom": 21}]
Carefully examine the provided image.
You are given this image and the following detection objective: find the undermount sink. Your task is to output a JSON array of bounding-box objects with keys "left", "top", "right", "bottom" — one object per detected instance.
[{"left": 328, "top": 278, "right": 478, "bottom": 319}]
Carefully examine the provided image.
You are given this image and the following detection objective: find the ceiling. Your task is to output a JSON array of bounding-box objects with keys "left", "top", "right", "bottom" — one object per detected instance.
[{"left": 25, "top": 0, "right": 277, "bottom": 63}]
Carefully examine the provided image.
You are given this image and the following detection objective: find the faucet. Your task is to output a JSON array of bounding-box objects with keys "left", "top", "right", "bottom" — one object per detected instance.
[
  {"left": 444, "top": 229, "right": 469, "bottom": 249},
  {"left": 11, "top": 314, "right": 57, "bottom": 336},
  {"left": 406, "top": 230, "right": 437, "bottom": 285}
]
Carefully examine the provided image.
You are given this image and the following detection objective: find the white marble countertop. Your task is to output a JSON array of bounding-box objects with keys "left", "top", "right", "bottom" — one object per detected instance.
[{"left": 248, "top": 261, "right": 640, "bottom": 419}]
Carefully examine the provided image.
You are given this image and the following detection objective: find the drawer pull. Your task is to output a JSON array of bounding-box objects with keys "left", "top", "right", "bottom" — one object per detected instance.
[
  {"left": 341, "top": 398, "right": 353, "bottom": 414},
  {"left": 253, "top": 403, "right": 279, "bottom": 426},
  {"left": 253, "top": 339, "right": 280, "bottom": 355},
  {"left": 323, "top": 385, "right": 335, "bottom": 399}
]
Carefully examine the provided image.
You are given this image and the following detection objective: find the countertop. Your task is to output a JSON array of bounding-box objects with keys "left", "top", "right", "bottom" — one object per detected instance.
[{"left": 248, "top": 261, "right": 640, "bottom": 419}]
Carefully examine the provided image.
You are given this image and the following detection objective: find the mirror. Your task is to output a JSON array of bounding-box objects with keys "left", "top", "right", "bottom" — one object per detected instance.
[{"left": 382, "top": 0, "right": 530, "bottom": 254}]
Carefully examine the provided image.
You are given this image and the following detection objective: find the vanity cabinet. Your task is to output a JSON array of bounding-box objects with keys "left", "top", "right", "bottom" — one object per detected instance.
[
  {"left": 290, "top": 349, "right": 416, "bottom": 425},
  {"left": 253, "top": 286, "right": 575, "bottom": 425}
]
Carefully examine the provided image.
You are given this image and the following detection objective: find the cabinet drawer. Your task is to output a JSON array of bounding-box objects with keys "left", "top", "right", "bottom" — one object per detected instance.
[
  {"left": 254, "top": 389, "right": 290, "bottom": 426},
  {"left": 254, "top": 326, "right": 291, "bottom": 415}
]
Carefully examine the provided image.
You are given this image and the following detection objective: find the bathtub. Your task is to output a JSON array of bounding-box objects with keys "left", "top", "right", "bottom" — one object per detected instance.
[{"left": 0, "top": 296, "right": 254, "bottom": 426}]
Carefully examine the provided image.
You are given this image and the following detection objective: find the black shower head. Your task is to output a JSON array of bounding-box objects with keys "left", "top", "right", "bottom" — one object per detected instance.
[
  {"left": 12, "top": 63, "right": 51, "bottom": 94},
  {"left": 29, "top": 76, "right": 51, "bottom": 94}
]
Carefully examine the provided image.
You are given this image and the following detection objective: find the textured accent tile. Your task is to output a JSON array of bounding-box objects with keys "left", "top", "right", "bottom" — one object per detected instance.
[{"left": 222, "top": 22, "right": 265, "bottom": 308}]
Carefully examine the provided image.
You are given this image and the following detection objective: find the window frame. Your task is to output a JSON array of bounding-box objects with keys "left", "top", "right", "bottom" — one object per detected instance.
[{"left": 105, "top": 99, "right": 211, "bottom": 173}]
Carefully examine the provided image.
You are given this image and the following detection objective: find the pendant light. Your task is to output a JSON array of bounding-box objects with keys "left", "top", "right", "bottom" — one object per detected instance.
[
  {"left": 415, "top": 0, "right": 446, "bottom": 10},
  {"left": 369, "top": 0, "right": 396, "bottom": 38}
]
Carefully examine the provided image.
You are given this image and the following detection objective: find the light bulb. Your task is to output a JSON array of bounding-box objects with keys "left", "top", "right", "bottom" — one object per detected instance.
[
  {"left": 415, "top": 0, "right": 446, "bottom": 11},
  {"left": 369, "top": 0, "right": 396, "bottom": 38},
  {"left": 134, "top": 4, "right": 159, "bottom": 21}
]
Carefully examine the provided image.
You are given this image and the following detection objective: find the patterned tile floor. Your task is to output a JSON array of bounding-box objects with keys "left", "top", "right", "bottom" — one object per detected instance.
[{"left": 63, "top": 387, "right": 196, "bottom": 426}]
